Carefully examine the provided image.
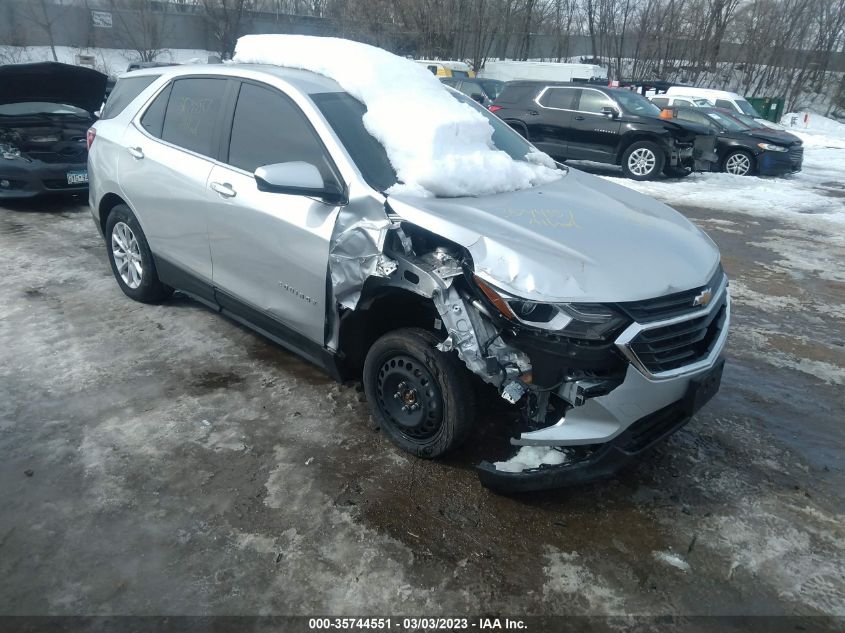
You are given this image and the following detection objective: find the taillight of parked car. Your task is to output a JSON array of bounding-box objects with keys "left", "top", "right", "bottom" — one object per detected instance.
[
  {"left": 86, "top": 127, "right": 96, "bottom": 150},
  {"left": 488, "top": 105, "right": 502, "bottom": 113}
]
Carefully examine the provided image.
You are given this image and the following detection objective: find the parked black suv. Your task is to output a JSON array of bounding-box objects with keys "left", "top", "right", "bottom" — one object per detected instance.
[{"left": 489, "top": 82, "right": 717, "bottom": 180}]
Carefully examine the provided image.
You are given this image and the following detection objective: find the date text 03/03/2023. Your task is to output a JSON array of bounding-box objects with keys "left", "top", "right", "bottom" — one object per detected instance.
[{"left": 308, "top": 617, "right": 528, "bottom": 630}]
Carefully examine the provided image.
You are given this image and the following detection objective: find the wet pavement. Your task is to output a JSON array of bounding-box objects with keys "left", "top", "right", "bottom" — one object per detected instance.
[{"left": 0, "top": 194, "right": 843, "bottom": 622}]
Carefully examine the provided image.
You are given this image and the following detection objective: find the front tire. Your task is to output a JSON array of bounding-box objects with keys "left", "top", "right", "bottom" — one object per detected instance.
[
  {"left": 723, "top": 150, "right": 754, "bottom": 176},
  {"left": 621, "top": 141, "right": 665, "bottom": 180},
  {"left": 105, "top": 204, "right": 172, "bottom": 303},
  {"left": 363, "top": 328, "right": 475, "bottom": 458}
]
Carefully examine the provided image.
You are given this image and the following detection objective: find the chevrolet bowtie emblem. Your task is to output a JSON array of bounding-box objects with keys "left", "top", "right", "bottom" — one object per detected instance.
[{"left": 693, "top": 288, "right": 713, "bottom": 307}]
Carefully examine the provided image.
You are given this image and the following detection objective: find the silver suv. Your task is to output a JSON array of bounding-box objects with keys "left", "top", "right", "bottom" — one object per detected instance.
[{"left": 88, "top": 64, "right": 730, "bottom": 492}]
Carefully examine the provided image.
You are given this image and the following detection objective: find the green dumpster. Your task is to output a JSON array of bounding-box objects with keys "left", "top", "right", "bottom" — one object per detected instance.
[{"left": 746, "top": 97, "right": 785, "bottom": 123}]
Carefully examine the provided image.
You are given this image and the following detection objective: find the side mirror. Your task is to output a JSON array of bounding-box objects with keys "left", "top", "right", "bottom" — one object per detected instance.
[
  {"left": 254, "top": 161, "right": 345, "bottom": 204},
  {"left": 601, "top": 106, "right": 619, "bottom": 119}
]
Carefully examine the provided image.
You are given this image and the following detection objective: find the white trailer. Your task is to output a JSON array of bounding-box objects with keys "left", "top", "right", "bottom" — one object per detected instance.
[{"left": 478, "top": 61, "right": 607, "bottom": 83}]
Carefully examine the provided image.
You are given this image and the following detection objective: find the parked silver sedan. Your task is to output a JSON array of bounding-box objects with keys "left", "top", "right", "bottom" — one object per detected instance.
[{"left": 88, "top": 64, "right": 729, "bottom": 492}]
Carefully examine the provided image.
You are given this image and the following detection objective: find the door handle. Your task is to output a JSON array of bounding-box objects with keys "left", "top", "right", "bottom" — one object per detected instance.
[
  {"left": 127, "top": 146, "right": 144, "bottom": 159},
  {"left": 573, "top": 115, "right": 585, "bottom": 121},
  {"left": 210, "top": 182, "right": 237, "bottom": 198}
]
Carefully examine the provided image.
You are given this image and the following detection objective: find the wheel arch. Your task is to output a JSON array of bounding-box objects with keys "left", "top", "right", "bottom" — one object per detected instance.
[
  {"left": 98, "top": 192, "right": 128, "bottom": 238},
  {"left": 337, "top": 285, "right": 442, "bottom": 380}
]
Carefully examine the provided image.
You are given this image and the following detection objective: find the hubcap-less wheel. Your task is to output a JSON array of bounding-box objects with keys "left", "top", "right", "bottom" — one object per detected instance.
[
  {"left": 725, "top": 152, "right": 751, "bottom": 175},
  {"left": 375, "top": 354, "right": 443, "bottom": 440},
  {"left": 627, "top": 147, "right": 657, "bottom": 176},
  {"left": 111, "top": 221, "right": 143, "bottom": 289}
]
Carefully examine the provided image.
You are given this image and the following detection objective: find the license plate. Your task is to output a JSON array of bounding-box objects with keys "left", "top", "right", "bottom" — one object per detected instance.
[
  {"left": 66, "top": 170, "right": 88, "bottom": 185},
  {"left": 685, "top": 358, "right": 725, "bottom": 415}
]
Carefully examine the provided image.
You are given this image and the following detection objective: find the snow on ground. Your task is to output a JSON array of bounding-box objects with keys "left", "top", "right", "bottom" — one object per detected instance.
[
  {"left": 0, "top": 45, "right": 216, "bottom": 77},
  {"left": 232, "top": 35, "right": 562, "bottom": 198},
  {"left": 592, "top": 123, "right": 845, "bottom": 229}
]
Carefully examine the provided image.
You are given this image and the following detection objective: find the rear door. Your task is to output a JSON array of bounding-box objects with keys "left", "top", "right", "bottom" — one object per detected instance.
[
  {"left": 532, "top": 86, "right": 579, "bottom": 160},
  {"left": 119, "top": 76, "right": 228, "bottom": 291},
  {"left": 205, "top": 80, "right": 344, "bottom": 345},
  {"left": 566, "top": 88, "right": 621, "bottom": 161}
]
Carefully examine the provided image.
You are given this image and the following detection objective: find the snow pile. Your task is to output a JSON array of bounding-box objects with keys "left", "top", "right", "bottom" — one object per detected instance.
[
  {"left": 494, "top": 446, "right": 570, "bottom": 473},
  {"left": 232, "top": 35, "right": 561, "bottom": 198},
  {"left": 780, "top": 112, "right": 845, "bottom": 149}
]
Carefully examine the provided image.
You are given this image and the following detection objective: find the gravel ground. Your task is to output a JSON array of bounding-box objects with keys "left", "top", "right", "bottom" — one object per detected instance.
[{"left": 0, "top": 191, "right": 843, "bottom": 626}]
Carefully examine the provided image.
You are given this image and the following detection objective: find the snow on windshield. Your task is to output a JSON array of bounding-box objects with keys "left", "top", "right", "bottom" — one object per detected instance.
[{"left": 232, "top": 34, "right": 562, "bottom": 198}]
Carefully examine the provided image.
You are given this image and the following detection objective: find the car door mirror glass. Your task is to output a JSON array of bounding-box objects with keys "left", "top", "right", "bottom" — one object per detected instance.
[{"left": 254, "top": 161, "right": 345, "bottom": 204}]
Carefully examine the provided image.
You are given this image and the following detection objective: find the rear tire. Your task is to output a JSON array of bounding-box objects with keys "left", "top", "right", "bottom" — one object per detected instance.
[
  {"left": 621, "top": 141, "right": 665, "bottom": 180},
  {"left": 363, "top": 328, "right": 475, "bottom": 458},
  {"left": 105, "top": 204, "right": 172, "bottom": 304}
]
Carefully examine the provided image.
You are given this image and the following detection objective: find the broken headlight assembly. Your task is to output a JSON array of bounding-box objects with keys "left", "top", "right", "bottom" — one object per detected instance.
[{"left": 474, "top": 275, "right": 629, "bottom": 340}]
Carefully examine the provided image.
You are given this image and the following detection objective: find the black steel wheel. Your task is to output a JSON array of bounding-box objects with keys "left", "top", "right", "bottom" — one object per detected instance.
[{"left": 363, "top": 328, "right": 475, "bottom": 458}]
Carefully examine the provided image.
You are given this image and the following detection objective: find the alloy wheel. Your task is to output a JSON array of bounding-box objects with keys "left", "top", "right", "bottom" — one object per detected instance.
[
  {"left": 111, "top": 221, "right": 143, "bottom": 289},
  {"left": 627, "top": 147, "right": 657, "bottom": 176},
  {"left": 725, "top": 153, "right": 752, "bottom": 175}
]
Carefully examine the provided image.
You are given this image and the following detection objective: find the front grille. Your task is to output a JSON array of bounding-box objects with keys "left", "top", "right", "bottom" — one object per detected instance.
[
  {"left": 628, "top": 293, "right": 727, "bottom": 373},
  {"left": 27, "top": 149, "right": 86, "bottom": 164},
  {"left": 617, "top": 265, "right": 724, "bottom": 322}
]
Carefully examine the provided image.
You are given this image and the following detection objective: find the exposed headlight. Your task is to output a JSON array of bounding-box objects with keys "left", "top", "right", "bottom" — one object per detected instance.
[
  {"left": 757, "top": 142, "right": 787, "bottom": 152},
  {"left": 473, "top": 275, "right": 629, "bottom": 340}
]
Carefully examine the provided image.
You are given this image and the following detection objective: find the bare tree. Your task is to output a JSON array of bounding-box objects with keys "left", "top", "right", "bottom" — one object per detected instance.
[
  {"left": 201, "top": 0, "right": 258, "bottom": 59},
  {"left": 110, "top": 0, "right": 172, "bottom": 63},
  {"left": 19, "top": 0, "right": 63, "bottom": 61}
]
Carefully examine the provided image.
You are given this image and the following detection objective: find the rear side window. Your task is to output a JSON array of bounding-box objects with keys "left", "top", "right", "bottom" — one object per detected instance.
[
  {"left": 715, "top": 99, "right": 736, "bottom": 111},
  {"left": 100, "top": 75, "right": 159, "bottom": 119},
  {"left": 495, "top": 85, "right": 537, "bottom": 104},
  {"left": 140, "top": 83, "right": 171, "bottom": 138},
  {"left": 540, "top": 87, "right": 579, "bottom": 110},
  {"left": 674, "top": 98, "right": 693, "bottom": 106},
  {"left": 161, "top": 78, "right": 227, "bottom": 158},
  {"left": 227, "top": 82, "right": 335, "bottom": 183},
  {"left": 651, "top": 97, "right": 669, "bottom": 107}
]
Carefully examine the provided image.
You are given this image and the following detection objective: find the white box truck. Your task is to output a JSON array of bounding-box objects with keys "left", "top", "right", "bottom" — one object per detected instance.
[{"left": 478, "top": 61, "right": 607, "bottom": 83}]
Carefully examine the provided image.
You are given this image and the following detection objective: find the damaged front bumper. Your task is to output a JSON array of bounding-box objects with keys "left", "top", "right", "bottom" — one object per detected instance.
[
  {"left": 477, "top": 281, "right": 730, "bottom": 493},
  {"left": 478, "top": 357, "right": 725, "bottom": 493}
]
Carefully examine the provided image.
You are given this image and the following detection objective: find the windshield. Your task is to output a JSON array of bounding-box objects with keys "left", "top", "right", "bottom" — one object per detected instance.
[
  {"left": 736, "top": 99, "right": 760, "bottom": 116},
  {"left": 730, "top": 112, "right": 768, "bottom": 129},
  {"left": 312, "top": 90, "right": 544, "bottom": 194},
  {"left": 614, "top": 90, "right": 661, "bottom": 117},
  {"left": 0, "top": 102, "right": 90, "bottom": 117},
  {"left": 706, "top": 111, "right": 749, "bottom": 132}
]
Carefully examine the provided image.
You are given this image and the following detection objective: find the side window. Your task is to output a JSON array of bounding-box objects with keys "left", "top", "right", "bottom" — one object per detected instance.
[
  {"left": 227, "top": 82, "right": 335, "bottom": 183},
  {"left": 160, "top": 78, "right": 227, "bottom": 158},
  {"left": 539, "top": 87, "right": 578, "bottom": 110},
  {"left": 100, "top": 75, "right": 159, "bottom": 119},
  {"left": 578, "top": 89, "right": 615, "bottom": 114},
  {"left": 715, "top": 99, "right": 736, "bottom": 111},
  {"left": 427, "top": 65, "right": 437, "bottom": 75},
  {"left": 651, "top": 97, "right": 669, "bottom": 108},
  {"left": 140, "top": 83, "right": 172, "bottom": 138},
  {"left": 674, "top": 98, "right": 693, "bottom": 107},
  {"left": 676, "top": 110, "right": 708, "bottom": 126}
]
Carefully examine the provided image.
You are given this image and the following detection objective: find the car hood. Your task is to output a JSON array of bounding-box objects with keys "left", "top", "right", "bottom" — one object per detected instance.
[
  {"left": 0, "top": 62, "right": 108, "bottom": 113},
  {"left": 388, "top": 167, "right": 720, "bottom": 303},
  {"left": 746, "top": 128, "right": 801, "bottom": 145}
]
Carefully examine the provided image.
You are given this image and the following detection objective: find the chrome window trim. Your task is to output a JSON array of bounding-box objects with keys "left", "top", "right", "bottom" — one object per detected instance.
[
  {"left": 534, "top": 86, "right": 620, "bottom": 115},
  {"left": 615, "top": 274, "right": 730, "bottom": 381}
]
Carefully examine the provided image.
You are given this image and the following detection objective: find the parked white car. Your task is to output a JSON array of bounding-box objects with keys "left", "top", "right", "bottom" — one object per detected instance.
[
  {"left": 665, "top": 87, "right": 760, "bottom": 118},
  {"left": 650, "top": 94, "right": 714, "bottom": 109}
]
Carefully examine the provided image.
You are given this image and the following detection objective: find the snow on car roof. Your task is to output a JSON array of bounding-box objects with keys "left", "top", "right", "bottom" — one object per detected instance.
[{"left": 232, "top": 34, "right": 562, "bottom": 198}]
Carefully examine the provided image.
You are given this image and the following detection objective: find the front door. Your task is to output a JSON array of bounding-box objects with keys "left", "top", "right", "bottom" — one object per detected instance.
[
  {"left": 566, "top": 88, "right": 621, "bottom": 161},
  {"left": 205, "top": 81, "right": 343, "bottom": 346}
]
